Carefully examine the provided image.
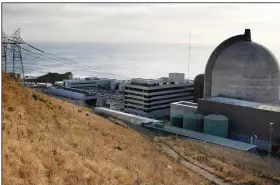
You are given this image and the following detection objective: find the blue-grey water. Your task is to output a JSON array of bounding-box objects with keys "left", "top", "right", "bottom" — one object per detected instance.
[{"left": 9, "top": 42, "right": 279, "bottom": 80}]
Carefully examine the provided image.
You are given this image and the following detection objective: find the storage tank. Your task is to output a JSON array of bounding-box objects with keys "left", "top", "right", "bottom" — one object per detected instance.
[
  {"left": 183, "top": 113, "right": 204, "bottom": 132},
  {"left": 170, "top": 114, "right": 183, "bottom": 128},
  {"left": 203, "top": 114, "right": 229, "bottom": 138}
]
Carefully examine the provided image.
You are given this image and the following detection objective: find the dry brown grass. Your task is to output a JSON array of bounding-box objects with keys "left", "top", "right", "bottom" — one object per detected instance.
[
  {"left": 2, "top": 73, "right": 210, "bottom": 185},
  {"left": 156, "top": 137, "right": 280, "bottom": 185}
]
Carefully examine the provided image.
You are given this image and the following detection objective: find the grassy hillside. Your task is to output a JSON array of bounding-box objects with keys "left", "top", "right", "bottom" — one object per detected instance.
[
  {"left": 2, "top": 73, "right": 209, "bottom": 185},
  {"left": 155, "top": 137, "right": 280, "bottom": 185}
]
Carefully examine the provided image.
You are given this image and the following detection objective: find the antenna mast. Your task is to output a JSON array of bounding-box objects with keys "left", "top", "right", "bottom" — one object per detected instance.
[{"left": 188, "top": 32, "right": 191, "bottom": 80}]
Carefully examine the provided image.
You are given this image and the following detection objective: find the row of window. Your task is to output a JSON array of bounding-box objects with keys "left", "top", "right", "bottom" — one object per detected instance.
[
  {"left": 124, "top": 95, "right": 191, "bottom": 104},
  {"left": 124, "top": 97, "right": 193, "bottom": 108},
  {"left": 124, "top": 89, "right": 194, "bottom": 98},
  {"left": 125, "top": 85, "right": 193, "bottom": 93},
  {"left": 125, "top": 105, "right": 170, "bottom": 112},
  {"left": 69, "top": 82, "right": 97, "bottom": 85},
  {"left": 130, "top": 82, "right": 161, "bottom": 87}
]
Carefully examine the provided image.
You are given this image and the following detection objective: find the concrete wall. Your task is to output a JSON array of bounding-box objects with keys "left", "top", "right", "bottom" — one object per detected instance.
[
  {"left": 170, "top": 102, "right": 197, "bottom": 117},
  {"left": 197, "top": 99, "right": 280, "bottom": 144},
  {"left": 124, "top": 107, "right": 170, "bottom": 119}
]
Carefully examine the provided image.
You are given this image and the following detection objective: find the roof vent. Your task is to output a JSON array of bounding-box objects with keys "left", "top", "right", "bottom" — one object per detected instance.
[{"left": 244, "top": 29, "right": 251, "bottom": 41}]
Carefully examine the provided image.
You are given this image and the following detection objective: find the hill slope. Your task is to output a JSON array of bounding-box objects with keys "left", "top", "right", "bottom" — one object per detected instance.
[{"left": 2, "top": 73, "right": 208, "bottom": 185}]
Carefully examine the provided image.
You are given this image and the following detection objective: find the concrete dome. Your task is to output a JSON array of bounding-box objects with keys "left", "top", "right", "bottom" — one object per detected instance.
[{"left": 204, "top": 29, "right": 280, "bottom": 103}]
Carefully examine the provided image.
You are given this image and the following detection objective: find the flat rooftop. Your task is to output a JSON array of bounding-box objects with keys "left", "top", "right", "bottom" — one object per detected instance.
[
  {"left": 64, "top": 77, "right": 112, "bottom": 82},
  {"left": 57, "top": 86, "right": 96, "bottom": 96},
  {"left": 171, "top": 101, "right": 197, "bottom": 107},
  {"left": 144, "top": 124, "right": 257, "bottom": 151},
  {"left": 129, "top": 78, "right": 193, "bottom": 86},
  {"left": 202, "top": 97, "right": 280, "bottom": 113}
]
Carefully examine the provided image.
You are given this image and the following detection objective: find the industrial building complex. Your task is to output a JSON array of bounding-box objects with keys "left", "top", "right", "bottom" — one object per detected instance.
[
  {"left": 44, "top": 73, "right": 195, "bottom": 118},
  {"left": 22, "top": 29, "right": 280, "bottom": 154}
]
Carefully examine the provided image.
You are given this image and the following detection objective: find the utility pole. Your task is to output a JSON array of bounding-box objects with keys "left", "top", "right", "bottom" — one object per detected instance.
[{"left": 269, "top": 122, "right": 273, "bottom": 157}]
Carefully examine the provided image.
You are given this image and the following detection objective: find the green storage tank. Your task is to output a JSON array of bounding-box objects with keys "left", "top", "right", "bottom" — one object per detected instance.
[
  {"left": 170, "top": 114, "right": 183, "bottom": 128},
  {"left": 183, "top": 113, "right": 204, "bottom": 132},
  {"left": 203, "top": 114, "right": 229, "bottom": 138}
]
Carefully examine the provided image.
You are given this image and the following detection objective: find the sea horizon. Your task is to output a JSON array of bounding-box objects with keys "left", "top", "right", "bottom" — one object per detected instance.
[{"left": 8, "top": 41, "right": 280, "bottom": 81}]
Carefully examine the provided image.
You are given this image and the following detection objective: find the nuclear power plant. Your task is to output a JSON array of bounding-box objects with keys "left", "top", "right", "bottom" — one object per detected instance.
[
  {"left": 95, "top": 29, "right": 279, "bottom": 153},
  {"left": 196, "top": 29, "right": 280, "bottom": 152}
]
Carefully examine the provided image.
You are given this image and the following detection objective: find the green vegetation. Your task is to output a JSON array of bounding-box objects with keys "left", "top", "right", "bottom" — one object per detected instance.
[
  {"left": 114, "top": 146, "right": 123, "bottom": 151},
  {"left": 32, "top": 93, "right": 53, "bottom": 108}
]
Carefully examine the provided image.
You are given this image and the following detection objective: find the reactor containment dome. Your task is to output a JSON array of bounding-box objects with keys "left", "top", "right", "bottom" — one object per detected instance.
[{"left": 204, "top": 29, "right": 280, "bottom": 103}]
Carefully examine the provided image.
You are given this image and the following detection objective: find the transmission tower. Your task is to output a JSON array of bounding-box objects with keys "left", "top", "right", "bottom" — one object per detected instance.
[
  {"left": 1, "top": 31, "right": 8, "bottom": 72},
  {"left": 2, "top": 28, "right": 26, "bottom": 82}
]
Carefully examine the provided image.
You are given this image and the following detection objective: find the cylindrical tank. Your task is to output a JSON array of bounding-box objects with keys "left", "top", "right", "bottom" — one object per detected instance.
[
  {"left": 170, "top": 114, "right": 183, "bottom": 128},
  {"left": 183, "top": 113, "right": 204, "bottom": 132},
  {"left": 203, "top": 114, "right": 229, "bottom": 138},
  {"left": 194, "top": 74, "right": 204, "bottom": 103}
]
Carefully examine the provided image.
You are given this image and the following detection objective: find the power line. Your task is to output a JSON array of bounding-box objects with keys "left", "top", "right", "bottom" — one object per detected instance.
[
  {"left": 21, "top": 46, "right": 127, "bottom": 78},
  {"left": 3, "top": 29, "right": 127, "bottom": 80}
]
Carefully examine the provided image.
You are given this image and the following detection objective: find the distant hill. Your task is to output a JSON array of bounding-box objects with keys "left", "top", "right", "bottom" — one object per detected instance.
[{"left": 37, "top": 72, "right": 73, "bottom": 84}]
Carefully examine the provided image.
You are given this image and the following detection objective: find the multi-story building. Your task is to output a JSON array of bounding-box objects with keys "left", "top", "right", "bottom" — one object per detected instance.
[
  {"left": 124, "top": 74, "right": 194, "bottom": 119},
  {"left": 63, "top": 77, "right": 115, "bottom": 90}
]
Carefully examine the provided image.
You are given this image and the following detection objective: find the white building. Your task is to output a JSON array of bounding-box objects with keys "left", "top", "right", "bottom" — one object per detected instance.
[
  {"left": 45, "top": 87, "right": 96, "bottom": 106},
  {"left": 124, "top": 74, "right": 194, "bottom": 119},
  {"left": 63, "top": 77, "right": 115, "bottom": 89},
  {"left": 170, "top": 101, "right": 197, "bottom": 117}
]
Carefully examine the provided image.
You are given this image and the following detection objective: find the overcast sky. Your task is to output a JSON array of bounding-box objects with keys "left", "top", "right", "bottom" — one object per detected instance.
[{"left": 2, "top": 3, "right": 280, "bottom": 47}]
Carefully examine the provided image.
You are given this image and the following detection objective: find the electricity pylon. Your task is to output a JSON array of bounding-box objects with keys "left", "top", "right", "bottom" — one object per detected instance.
[
  {"left": 1, "top": 31, "right": 9, "bottom": 72},
  {"left": 2, "top": 28, "right": 26, "bottom": 82}
]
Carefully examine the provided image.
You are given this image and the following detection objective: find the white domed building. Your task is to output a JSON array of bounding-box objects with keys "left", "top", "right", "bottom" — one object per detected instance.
[{"left": 204, "top": 29, "right": 280, "bottom": 103}]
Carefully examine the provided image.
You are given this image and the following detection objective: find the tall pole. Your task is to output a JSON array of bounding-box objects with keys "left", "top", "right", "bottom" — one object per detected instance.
[
  {"left": 17, "top": 44, "right": 25, "bottom": 85},
  {"left": 269, "top": 122, "right": 273, "bottom": 157},
  {"left": 188, "top": 32, "right": 191, "bottom": 80},
  {"left": 12, "top": 44, "right": 16, "bottom": 74}
]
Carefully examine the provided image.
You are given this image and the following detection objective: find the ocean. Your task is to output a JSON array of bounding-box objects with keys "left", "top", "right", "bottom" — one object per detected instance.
[{"left": 6, "top": 42, "right": 268, "bottom": 80}]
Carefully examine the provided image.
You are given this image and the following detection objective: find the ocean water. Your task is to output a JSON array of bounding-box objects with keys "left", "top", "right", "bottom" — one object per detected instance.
[{"left": 9, "top": 42, "right": 222, "bottom": 80}]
